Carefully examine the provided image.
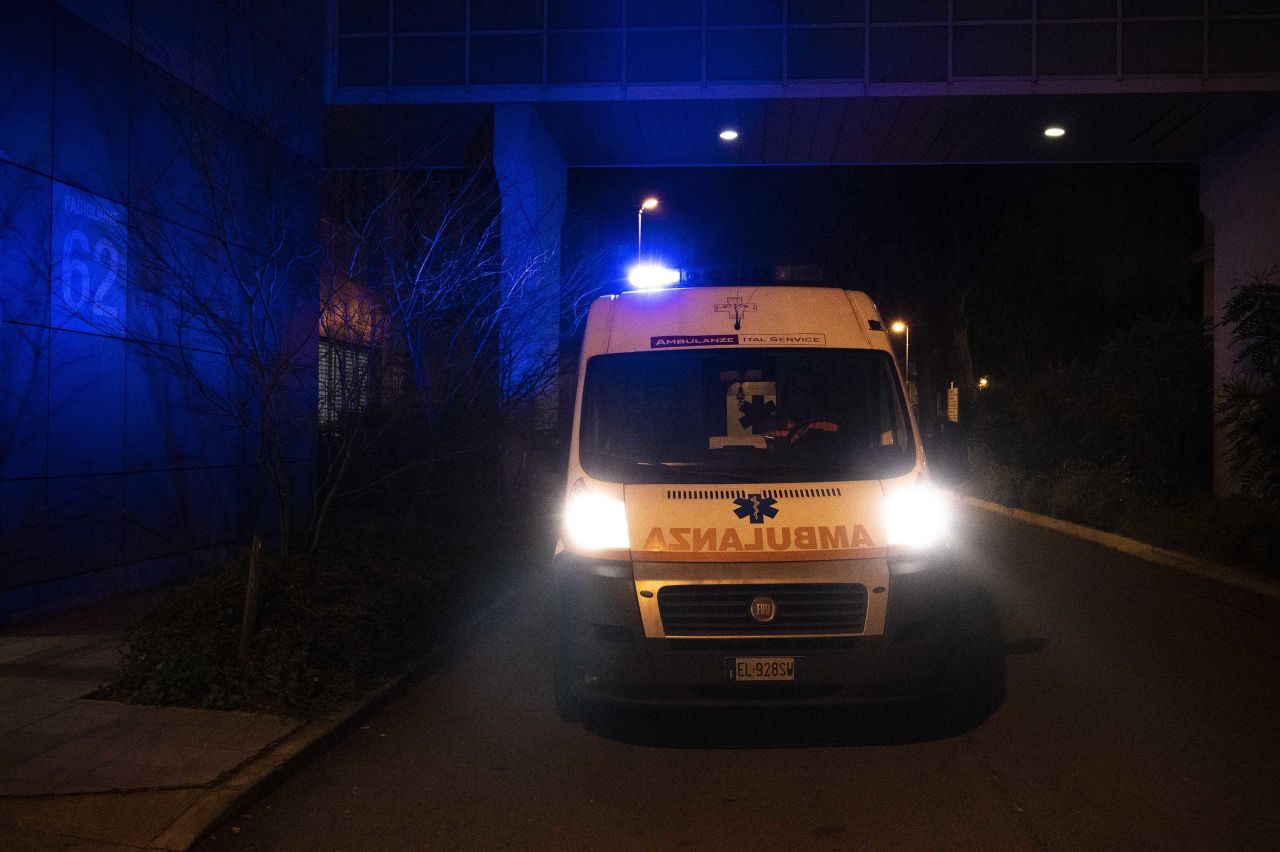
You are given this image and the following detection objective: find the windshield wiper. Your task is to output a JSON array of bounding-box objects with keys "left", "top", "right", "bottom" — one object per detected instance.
[
  {"left": 650, "top": 462, "right": 752, "bottom": 483},
  {"left": 583, "top": 451, "right": 751, "bottom": 483}
]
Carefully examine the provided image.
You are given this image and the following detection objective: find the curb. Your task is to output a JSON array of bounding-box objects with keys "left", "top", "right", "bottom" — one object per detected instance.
[
  {"left": 959, "top": 495, "right": 1280, "bottom": 601},
  {"left": 148, "top": 575, "right": 530, "bottom": 850}
]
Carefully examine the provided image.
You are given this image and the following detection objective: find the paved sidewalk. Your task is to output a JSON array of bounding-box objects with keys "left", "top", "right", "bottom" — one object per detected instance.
[
  {"left": 0, "top": 594, "right": 299, "bottom": 849},
  {"left": 960, "top": 495, "right": 1280, "bottom": 600}
]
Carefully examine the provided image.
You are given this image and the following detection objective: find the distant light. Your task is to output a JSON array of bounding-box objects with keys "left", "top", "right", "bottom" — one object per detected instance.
[
  {"left": 1044, "top": 126, "right": 1066, "bottom": 138},
  {"left": 890, "top": 320, "right": 907, "bottom": 334},
  {"left": 719, "top": 128, "right": 739, "bottom": 141},
  {"left": 640, "top": 197, "right": 659, "bottom": 211},
  {"left": 627, "top": 263, "right": 681, "bottom": 289},
  {"left": 978, "top": 376, "right": 990, "bottom": 389}
]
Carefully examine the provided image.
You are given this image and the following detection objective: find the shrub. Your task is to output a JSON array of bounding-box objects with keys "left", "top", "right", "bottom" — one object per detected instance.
[
  {"left": 1218, "top": 271, "right": 1280, "bottom": 500},
  {"left": 962, "top": 288, "right": 1280, "bottom": 572},
  {"left": 1088, "top": 318, "right": 1210, "bottom": 493},
  {"left": 966, "top": 445, "right": 1054, "bottom": 513},
  {"left": 94, "top": 480, "right": 548, "bottom": 716},
  {"left": 95, "top": 519, "right": 445, "bottom": 715},
  {"left": 971, "top": 315, "right": 1209, "bottom": 495},
  {"left": 1045, "top": 464, "right": 1131, "bottom": 528},
  {"left": 967, "top": 437, "right": 1280, "bottom": 572}
]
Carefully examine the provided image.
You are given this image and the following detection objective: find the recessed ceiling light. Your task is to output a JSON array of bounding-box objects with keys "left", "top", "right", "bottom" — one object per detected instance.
[
  {"left": 1044, "top": 126, "right": 1066, "bottom": 138},
  {"left": 719, "top": 128, "right": 739, "bottom": 141}
]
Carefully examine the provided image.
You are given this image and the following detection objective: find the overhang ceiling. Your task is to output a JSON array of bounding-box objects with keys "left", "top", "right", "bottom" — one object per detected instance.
[{"left": 326, "top": 92, "right": 1280, "bottom": 168}]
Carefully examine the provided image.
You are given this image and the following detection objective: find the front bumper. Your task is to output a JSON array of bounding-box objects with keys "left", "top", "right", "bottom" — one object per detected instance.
[{"left": 552, "top": 551, "right": 958, "bottom": 708}]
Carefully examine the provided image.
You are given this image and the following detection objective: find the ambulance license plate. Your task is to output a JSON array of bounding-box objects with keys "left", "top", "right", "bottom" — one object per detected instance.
[{"left": 728, "top": 657, "right": 795, "bottom": 682}]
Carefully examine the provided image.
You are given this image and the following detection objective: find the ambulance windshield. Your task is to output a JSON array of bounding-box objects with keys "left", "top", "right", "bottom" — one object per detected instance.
[{"left": 579, "top": 348, "right": 914, "bottom": 484}]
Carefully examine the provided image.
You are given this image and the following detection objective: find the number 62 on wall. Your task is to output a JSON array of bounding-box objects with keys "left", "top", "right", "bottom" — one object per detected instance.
[{"left": 51, "top": 183, "right": 127, "bottom": 336}]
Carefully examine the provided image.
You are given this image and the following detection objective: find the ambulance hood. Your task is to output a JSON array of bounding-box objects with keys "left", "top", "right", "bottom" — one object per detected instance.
[{"left": 623, "top": 479, "right": 889, "bottom": 563}]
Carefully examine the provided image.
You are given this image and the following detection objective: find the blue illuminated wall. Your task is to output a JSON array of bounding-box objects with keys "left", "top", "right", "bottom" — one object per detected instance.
[{"left": 0, "top": 1, "right": 321, "bottom": 621}]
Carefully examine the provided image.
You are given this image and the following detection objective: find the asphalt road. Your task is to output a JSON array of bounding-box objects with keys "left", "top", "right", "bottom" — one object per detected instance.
[{"left": 201, "top": 507, "right": 1280, "bottom": 851}]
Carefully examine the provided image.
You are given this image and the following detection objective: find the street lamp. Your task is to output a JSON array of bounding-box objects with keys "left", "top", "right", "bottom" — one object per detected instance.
[
  {"left": 890, "top": 320, "right": 910, "bottom": 391},
  {"left": 637, "top": 197, "right": 659, "bottom": 262}
]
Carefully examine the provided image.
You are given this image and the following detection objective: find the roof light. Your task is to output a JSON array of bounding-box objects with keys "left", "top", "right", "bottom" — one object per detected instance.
[
  {"left": 627, "top": 263, "right": 680, "bottom": 290},
  {"left": 719, "top": 128, "right": 739, "bottom": 141},
  {"left": 1044, "top": 126, "right": 1066, "bottom": 138}
]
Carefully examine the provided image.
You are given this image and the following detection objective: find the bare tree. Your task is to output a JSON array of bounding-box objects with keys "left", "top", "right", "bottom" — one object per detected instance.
[
  {"left": 310, "top": 161, "right": 597, "bottom": 552},
  {"left": 24, "top": 0, "right": 604, "bottom": 572},
  {"left": 129, "top": 145, "right": 587, "bottom": 558}
]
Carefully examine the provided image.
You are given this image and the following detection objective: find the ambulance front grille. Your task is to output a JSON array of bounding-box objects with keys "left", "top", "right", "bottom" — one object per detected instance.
[
  {"left": 664, "top": 487, "right": 842, "bottom": 500},
  {"left": 657, "top": 583, "right": 867, "bottom": 636}
]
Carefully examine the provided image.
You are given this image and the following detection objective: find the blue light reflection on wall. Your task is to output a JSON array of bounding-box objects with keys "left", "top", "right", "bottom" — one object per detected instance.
[{"left": 0, "top": 2, "right": 319, "bottom": 619}]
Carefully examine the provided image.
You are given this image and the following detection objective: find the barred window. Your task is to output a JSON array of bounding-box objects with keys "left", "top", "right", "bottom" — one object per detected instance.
[{"left": 319, "top": 339, "right": 371, "bottom": 426}]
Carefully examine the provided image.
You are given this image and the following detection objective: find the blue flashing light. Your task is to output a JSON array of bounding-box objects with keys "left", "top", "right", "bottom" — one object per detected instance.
[{"left": 627, "top": 263, "right": 681, "bottom": 290}]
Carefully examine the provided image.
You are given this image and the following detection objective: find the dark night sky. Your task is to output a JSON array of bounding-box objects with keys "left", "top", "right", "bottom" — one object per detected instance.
[{"left": 566, "top": 164, "right": 1203, "bottom": 378}]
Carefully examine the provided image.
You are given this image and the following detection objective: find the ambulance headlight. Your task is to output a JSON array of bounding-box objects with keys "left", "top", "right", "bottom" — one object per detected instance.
[
  {"left": 565, "top": 479, "right": 630, "bottom": 550},
  {"left": 884, "top": 484, "right": 950, "bottom": 550}
]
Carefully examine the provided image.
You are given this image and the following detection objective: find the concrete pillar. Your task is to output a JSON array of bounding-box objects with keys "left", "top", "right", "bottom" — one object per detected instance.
[
  {"left": 1199, "top": 111, "right": 1280, "bottom": 495},
  {"left": 493, "top": 103, "right": 566, "bottom": 437}
]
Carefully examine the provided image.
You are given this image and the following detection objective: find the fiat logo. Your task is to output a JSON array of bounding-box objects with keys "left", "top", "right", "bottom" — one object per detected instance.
[{"left": 749, "top": 596, "right": 777, "bottom": 623}]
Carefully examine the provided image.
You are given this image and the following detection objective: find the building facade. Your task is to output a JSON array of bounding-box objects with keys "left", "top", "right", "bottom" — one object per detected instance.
[{"left": 0, "top": 1, "right": 322, "bottom": 620}]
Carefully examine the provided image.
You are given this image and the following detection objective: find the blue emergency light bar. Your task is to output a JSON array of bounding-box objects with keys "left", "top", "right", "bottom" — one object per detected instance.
[{"left": 627, "top": 263, "right": 681, "bottom": 289}]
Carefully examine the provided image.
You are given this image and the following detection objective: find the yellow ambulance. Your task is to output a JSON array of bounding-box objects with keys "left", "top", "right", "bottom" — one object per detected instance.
[{"left": 554, "top": 284, "right": 954, "bottom": 717}]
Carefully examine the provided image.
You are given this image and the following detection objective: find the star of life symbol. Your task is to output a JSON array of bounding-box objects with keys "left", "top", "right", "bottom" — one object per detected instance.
[
  {"left": 716, "top": 296, "right": 757, "bottom": 331},
  {"left": 714, "top": 296, "right": 757, "bottom": 315},
  {"left": 733, "top": 493, "right": 779, "bottom": 524}
]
